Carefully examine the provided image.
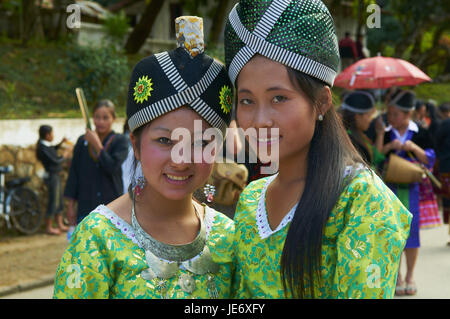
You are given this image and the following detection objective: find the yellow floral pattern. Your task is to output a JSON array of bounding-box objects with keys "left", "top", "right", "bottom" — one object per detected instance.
[
  {"left": 53, "top": 206, "right": 235, "bottom": 299},
  {"left": 232, "top": 169, "right": 412, "bottom": 298}
]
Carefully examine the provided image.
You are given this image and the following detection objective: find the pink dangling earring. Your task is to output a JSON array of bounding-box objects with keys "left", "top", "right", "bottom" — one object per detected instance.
[
  {"left": 134, "top": 176, "right": 147, "bottom": 196},
  {"left": 203, "top": 184, "right": 215, "bottom": 203}
]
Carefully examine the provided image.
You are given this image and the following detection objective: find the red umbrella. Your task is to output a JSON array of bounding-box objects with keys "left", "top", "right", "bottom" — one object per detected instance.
[{"left": 334, "top": 56, "right": 431, "bottom": 89}]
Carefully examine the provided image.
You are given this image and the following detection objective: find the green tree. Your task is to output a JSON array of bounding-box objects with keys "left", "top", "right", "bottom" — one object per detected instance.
[
  {"left": 366, "top": 0, "right": 450, "bottom": 78},
  {"left": 65, "top": 44, "right": 129, "bottom": 106},
  {"left": 102, "top": 10, "right": 130, "bottom": 46}
]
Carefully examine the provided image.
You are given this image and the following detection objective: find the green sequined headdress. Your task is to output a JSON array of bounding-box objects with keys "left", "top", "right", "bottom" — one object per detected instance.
[{"left": 224, "top": 0, "right": 340, "bottom": 87}]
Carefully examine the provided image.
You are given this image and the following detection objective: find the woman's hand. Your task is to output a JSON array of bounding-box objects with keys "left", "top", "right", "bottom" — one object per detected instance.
[
  {"left": 84, "top": 128, "right": 104, "bottom": 153},
  {"left": 402, "top": 140, "right": 429, "bottom": 165},
  {"left": 402, "top": 140, "right": 418, "bottom": 153},
  {"left": 390, "top": 139, "right": 403, "bottom": 151},
  {"left": 382, "top": 139, "right": 401, "bottom": 154}
]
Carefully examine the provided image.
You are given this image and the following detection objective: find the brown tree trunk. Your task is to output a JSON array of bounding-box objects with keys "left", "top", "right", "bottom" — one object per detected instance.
[
  {"left": 21, "top": 0, "right": 42, "bottom": 46},
  {"left": 355, "top": 0, "right": 365, "bottom": 40},
  {"left": 124, "top": 0, "right": 165, "bottom": 54},
  {"left": 48, "top": 0, "right": 70, "bottom": 40}
]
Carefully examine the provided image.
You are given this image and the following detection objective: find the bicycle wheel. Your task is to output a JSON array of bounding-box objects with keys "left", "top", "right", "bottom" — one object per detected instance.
[{"left": 8, "top": 187, "right": 43, "bottom": 234}]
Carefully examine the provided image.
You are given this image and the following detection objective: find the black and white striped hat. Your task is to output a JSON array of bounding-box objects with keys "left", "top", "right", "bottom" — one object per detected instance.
[
  {"left": 389, "top": 90, "right": 416, "bottom": 112},
  {"left": 224, "top": 0, "right": 340, "bottom": 87},
  {"left": 127, "top": 16, "right": 233, "bottom": 134},
  {"left": 341, "top": 91, "right": 376, "bottom": 114}
]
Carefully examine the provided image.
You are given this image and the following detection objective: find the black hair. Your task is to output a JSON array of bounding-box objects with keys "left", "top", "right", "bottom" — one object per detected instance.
[
  {"left": 415, "top": 99, "right": 425, "bottom": 110},
  {"left": 340, "top": 108, "right": 358, "bottom": 131},
  {"left": 126, "top": 123, "right": 145, "bottom": 198},
  {"left": 339, "top": 108, "right": 372, "bottom": 165},
  {"left": 340, "top": 108, "right": 364, "bottom": 145},
  {"left": 280, "top": 68, "right": 364, "bottom": 298},
  {"left": 39, "top": 125, "right": 52, "bottom": 140},
  {"left": 438, "top": 102, "right": 450, "bottom": 120},
  {"left": 438, "top": 102, "right": 450, "bottom": 114},
  {"left": 94, "top": 99, "right": 117, "bottom": 118},
  {"left": 123, "top": 118, "right": 130, "bottom": 134},
  {"left": 36, "top": 125, "right": 53, "bottom": 160}
]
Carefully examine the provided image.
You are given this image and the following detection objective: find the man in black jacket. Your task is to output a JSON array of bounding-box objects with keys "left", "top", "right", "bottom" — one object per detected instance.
[{"left": 36, "top": 125, "right": 70, "bottom": 235}]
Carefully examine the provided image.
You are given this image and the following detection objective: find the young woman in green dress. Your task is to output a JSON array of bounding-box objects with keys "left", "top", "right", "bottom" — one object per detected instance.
[
  {"left": 53, "top": 16, "right": 235, "bottom": 299},
  {"left": 224, "top": 0, "right": 412, "bottom": 298}
]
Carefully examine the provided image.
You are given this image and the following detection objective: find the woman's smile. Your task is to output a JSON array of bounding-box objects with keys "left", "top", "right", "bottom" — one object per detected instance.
[{"left": 163, "top": 173, "right": 193, "bottom": 185}]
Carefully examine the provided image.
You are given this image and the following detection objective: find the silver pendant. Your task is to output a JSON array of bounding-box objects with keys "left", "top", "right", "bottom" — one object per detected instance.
[
  {"left": 156, "top": 279, "right": 168, "bottom": 299},
  {"left": 184, "top": 245, "right": 220, "bottom": 275},
  {"left": 144, "top": 250, "right": 179, "bottom": 279},
  {"left": 179, "top": 273, "right": 196, "bottom": 294},
  {"left": 140, "top": 268, "right": 156, "bottom": 281},
  {"left": 207, "top": 274, "right": 219, "bottom": 299}
]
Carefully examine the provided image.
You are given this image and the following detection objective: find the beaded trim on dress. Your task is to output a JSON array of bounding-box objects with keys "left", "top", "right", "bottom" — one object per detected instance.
[
  {"left": 256, "top": 174, "right": 297, "bottom": 240},
  {"left": 255, "top": 164, "right": 367, "bottom": 240},
  {"left": 93, "top": 204, "right": 216, "bottom": 264}
]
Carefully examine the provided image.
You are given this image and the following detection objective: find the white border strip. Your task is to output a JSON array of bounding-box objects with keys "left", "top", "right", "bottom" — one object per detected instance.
[
  {"left": 129, "top": 57, "right": 227, "bottom": 133},
  {"left": 227, "top": 3, "right": 337, "bottom": 86}
]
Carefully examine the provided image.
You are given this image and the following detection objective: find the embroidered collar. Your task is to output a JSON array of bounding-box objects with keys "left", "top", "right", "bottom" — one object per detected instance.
[
  {"left": 256, "top": 174, "right": 297, "bottom": 240},
  {"left": 130, "top": 198, "right": 220, "bottom": 298},
  {"left": 255, "top": 165, "right": 365, "bottom": 240},
  {"left": 385, "top": 120, "right": 419, "bottom": 133},
  {"left": 91, "top": 204, "right": 220, "bottom": 298},
  {"left": 93, "top": 204, "right": 216, "bottom": 261},
  {"left": 131, "top": 197, "right": 206, "bottom": 262}
]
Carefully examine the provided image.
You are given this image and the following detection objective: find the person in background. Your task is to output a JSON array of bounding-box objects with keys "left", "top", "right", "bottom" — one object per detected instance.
[
  {"left": 64, "top": 99, "right": 129, "bottom": 230},
  {"left": 36, "top": 125, "right": 71, "bottom": 235},
  {"left": 435, "top": 103, "right": 450, "bottom": 244},
  {"left": 439, "top": 103, "right": 450, "bottom": 120},
  {"left": 382, "top": 89, "right": 435, "bottom": 296},
  {"left": 339, "top": 32, "right": 357, "bottom": 70},
  {"left": 365, "top": 87, "right": 399, "bottom": 143},
  {"left": 413, "top": 100, "right": 429, "bottom": 129},
  {"left": 411, "top": 99, "right": 442, "bottom": 230},
  {"left": 340, "top": 90, "right": 385, "bottom": 173},
  {"left": 426, "top": 100, "right": 444, "bottom": 146}
]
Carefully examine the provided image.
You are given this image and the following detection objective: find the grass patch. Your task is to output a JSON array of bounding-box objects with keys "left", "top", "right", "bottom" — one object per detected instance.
[
  {"left": 412, "top": 83, "right": 450, "bottom": 105},
  {"left": 0, "top": 40, "right": 145, "bottom": 119}
]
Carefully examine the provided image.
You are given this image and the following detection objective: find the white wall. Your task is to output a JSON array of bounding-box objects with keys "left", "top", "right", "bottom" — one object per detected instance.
[{"left": 0, "top": 118, "right": 127, "bottom": 146}]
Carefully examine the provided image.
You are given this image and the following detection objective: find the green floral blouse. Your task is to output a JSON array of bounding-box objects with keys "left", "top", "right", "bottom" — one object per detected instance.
[
  {"left": 53, "top": 205, "right": 235, "bottom": 299},
  {"left": 233, "top": 167, "right": 412, "bottom": 299}
]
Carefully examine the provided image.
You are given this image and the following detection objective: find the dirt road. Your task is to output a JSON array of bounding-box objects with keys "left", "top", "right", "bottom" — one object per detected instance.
[{"left": 0, "top": 232, "right": 68, "bottom": 293}]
